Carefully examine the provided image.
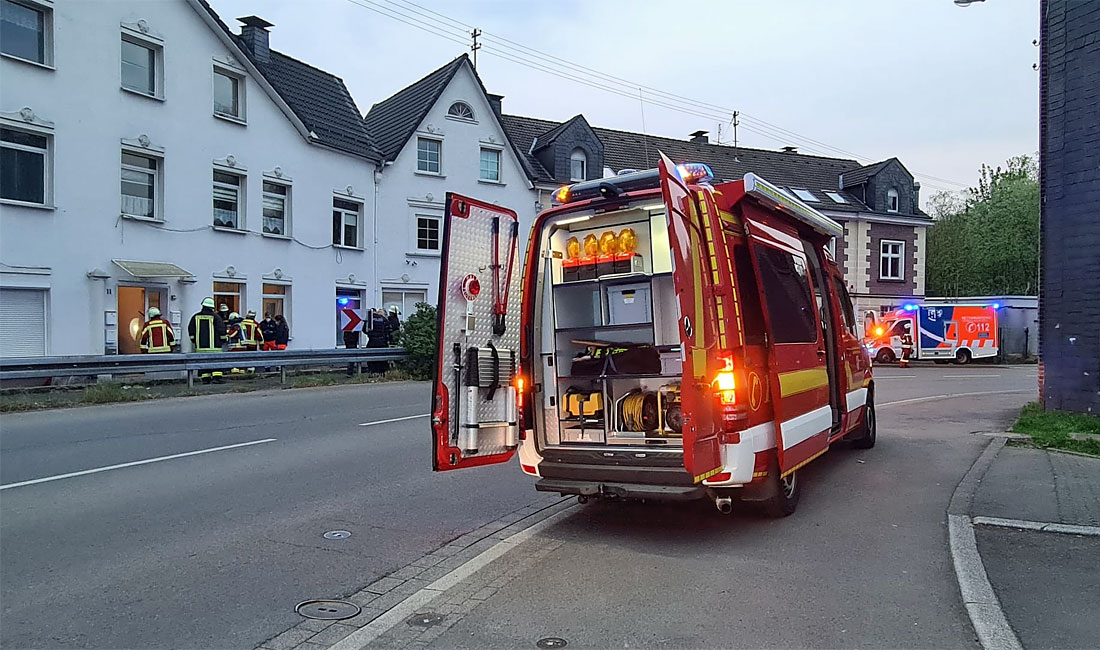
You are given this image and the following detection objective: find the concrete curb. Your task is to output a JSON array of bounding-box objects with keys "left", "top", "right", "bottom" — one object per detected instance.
[
  {"left": 947, "top": 437, "right": 1024, "bottom": 650},
  {"left": 973, "top": 516, "right": 1100, "bottom": 537},
  {"left": 327, "top": 500, "right": 578, "bottom": 650}
]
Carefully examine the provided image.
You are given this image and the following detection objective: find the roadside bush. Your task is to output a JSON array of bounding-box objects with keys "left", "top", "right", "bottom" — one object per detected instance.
[{"left": 397, "top": 302, "right": 437, "bottom": 380}]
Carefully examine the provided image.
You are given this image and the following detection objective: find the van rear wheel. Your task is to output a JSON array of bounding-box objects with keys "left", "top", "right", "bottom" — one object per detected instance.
[
  {"left": 758, "top": 459, "right": 800, "bottom": 518},
  {"left": 850, "top": 392, "right": 877, "bottom": 449},
  {"left": 954, "top": 349, "right": 972, "bottom": 365}
]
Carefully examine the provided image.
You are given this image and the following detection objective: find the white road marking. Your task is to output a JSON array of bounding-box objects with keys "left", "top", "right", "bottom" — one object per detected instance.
[
  {"left": 973, "top": 516, "right": 1100, "bottom": 537},
  {"left": 953, "top": 374, "right": 1002, "bottom": 378},
  {"left": 0, "top": 438, "right": 277, "bottom": 491},
  {"left": 880, "top": 389, "right": 1034, "bottom": 409},
  {"left": 358, "top": 414, "right": 430, "bottom": 427}
]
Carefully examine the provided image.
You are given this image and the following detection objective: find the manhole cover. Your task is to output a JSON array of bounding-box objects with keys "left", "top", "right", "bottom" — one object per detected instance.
[
  {"left": 536, "top": 638, "right": 568, "bottom": 649},
  {"left": 295, "top": 599, "right": 361, "bottom": 620},
  {"left": 407, "top": 612, "right": 445, "bottom": 627},
  {"left": 323, "top": 530, "right": 352, "bottom": 540}
]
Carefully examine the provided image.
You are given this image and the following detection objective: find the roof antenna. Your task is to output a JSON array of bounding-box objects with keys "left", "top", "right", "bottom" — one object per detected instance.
[
  {"left": 730, "top": 110, "right": 740, "bottom": 162},
  {"left": 470, "top": 28, "right": 481, "bottom": 69},
  {"left": 638, "top": 87, "right": 650, "bottom": 164}
]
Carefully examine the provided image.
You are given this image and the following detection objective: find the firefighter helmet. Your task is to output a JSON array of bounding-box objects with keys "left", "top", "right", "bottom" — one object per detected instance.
[
  {"left": 148, "top": 307, "right": 161, "bottom": 318},
  {"left": 229, "top": 312, "right": 240, "bottom": 321},
  {"left": 219, "top": 304, "right": 229, "bottom": 313},
  {"left": 389, "top": 306, "right": 399, "bottom": 314},
  {"left": 246, "top": 310, "right": 256, "bottom": 319},
  {"left": 202, "top": 297, "right": 216, "bottom": 309}
]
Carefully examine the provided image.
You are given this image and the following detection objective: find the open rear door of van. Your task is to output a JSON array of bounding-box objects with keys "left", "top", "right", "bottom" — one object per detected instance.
[
  {"left": 657, "top": 153, "right": 724, "bottom": 483},
  {"left": 432, "top": 194, "right": 523, "bottom": 472}
]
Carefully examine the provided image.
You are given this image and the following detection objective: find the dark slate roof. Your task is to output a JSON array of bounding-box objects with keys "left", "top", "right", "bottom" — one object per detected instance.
[
  {"left": 192, "top": 1, "right": 378, "bottom": 161},
  {"left": 501, "top": 114, "right": 873, "bottom": 211},
  {"left": 533, "top": 115, "right": 588, "bottom": 150},
  {"left": 364, "top": 55, "right": 467, "bottom": 161},
  {"left": 841, "top": 159, "right": 892, "bottom": 188},
  {"left": 499, "top": 115, "right": 555, "bottom": 182}
]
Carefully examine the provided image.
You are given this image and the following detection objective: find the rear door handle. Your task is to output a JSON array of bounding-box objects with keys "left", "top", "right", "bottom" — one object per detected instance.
[{"left": 817, "top": 349, "right": 826, "bottom": 357}]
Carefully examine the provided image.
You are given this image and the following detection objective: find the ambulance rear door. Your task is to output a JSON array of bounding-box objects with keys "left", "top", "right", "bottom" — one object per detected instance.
[
  {"left": 657, "top": 153, "right": 725, "bottom": 483},
  {"left": 431, "top": 194, "right": 523, "bottom": 472}
]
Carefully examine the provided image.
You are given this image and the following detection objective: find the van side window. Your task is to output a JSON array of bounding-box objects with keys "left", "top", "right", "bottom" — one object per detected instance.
[
  {"left": 732, "top": 245, "right": 767, "bottom": 345},
  {"left": 754, "top": 246, "right": 818, "bottom": 343},
  {"left": 832, "top": 275, "right": 856, "bottom": 334}
]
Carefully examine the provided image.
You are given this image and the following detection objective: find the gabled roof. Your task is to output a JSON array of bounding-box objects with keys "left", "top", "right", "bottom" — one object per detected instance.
[
  {"left": 364, "top": 55, "right": 467, "bottom": 161},
  {"left": 190, "top": 1, "right": 379, "bottom": 161},
  {"left": 501, "top": 114, "right": 872, "bottom": 211},
  {"left": 841, "top": 159, "right": 894, "bottom": 188},
  {"left": 533, "top": 115, "right": 591, "bottom": 150}
]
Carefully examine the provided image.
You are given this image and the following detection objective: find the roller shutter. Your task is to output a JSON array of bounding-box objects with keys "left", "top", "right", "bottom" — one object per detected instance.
[{"left": 0, "top": 288, "right": 47, "bottom": 357}]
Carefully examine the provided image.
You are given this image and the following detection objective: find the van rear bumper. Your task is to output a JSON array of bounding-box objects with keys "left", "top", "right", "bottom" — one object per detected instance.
[{"left": 535, "top": 478, "right": 706, "bottom": 501}]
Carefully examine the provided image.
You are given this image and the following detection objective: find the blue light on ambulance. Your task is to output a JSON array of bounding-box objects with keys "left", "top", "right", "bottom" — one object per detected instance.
[
  {"left": 992, "top": 302, "right": 1001, "bottom": 310},
  {"left": 903, "top": 304, "right": 918, "bottom": 311},
  {"left": 338, "top": 297, "right": 349, "bottom": 306}
]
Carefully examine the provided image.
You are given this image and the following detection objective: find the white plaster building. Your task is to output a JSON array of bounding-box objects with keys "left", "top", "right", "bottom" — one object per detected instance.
[
  {"left": 365, "top": 55, "right": 544, "bottom": 313},
  {"left": 0, "top": 0, "right": 381, "bottom": 356}
]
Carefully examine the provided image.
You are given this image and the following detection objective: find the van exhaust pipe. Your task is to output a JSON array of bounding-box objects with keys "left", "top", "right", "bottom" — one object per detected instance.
[{"left": 715, "top": 496, "right": 734, "bottom": 515}]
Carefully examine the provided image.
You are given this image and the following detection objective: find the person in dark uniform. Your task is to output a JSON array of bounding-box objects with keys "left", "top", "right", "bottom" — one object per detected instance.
[
  {"left": 900, "top": 322, "right": 914, "bottom": 368},
  {"left": 366, "top": 308, "right": 390, "bottom": 373},
  {"left": 188, "top": 297, "right": 227, "bottom": 383},
  {"left": 386, "top": 306, "right": 401, "bottom": 346}
]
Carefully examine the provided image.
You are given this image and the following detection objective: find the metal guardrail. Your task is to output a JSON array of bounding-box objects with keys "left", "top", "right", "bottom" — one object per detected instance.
[{"left": 0, "top": 348, "right": 409, "bottom": 387}]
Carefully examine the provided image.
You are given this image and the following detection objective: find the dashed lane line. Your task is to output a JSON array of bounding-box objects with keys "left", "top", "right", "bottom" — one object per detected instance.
[
  {"left": 358, "top": 414, "right": 429, "bottom": 427},
  {"left": 0, "top": 438, "right": 278, "bottom": 490}
]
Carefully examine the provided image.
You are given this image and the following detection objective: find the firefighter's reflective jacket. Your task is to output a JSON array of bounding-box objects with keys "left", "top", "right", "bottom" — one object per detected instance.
[
  {"left": 140, "top": 317, "right": 176, "bottom": 353},
  {"left": 188, "top": 308, "right": 226, "bottom": 353}
]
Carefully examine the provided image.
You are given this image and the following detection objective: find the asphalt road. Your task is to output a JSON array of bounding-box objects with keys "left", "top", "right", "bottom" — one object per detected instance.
[
  {"left": 417, "top": 364, "right": 1040, "bottom": 650},
  {"left": 0, "top": 364, "right": 1037, "bottom": 649}
]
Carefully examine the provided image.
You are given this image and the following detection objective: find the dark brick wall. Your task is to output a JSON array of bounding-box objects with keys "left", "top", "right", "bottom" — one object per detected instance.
[
  {"left": 865, "top": 161, "right": 918, "bottom": 215},
  {"left": 533, "top": 120, "right": 604, "bottom": 183},
  {"left": 865, "top": 222, "right": 918, "bottom": 296},
  {"left": 835, "top": 220, "right": 848, "bottom": 283},
  {"left": 1039, "top": 0, "right": 1100, "bottom": 412}
]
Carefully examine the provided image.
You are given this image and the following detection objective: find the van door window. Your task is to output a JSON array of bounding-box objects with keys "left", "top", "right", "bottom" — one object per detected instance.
[
  {"left": 754, "top": 246, "right": 817, "bottom": 344},
  {"left": 732, "top": 246, "right": 766, "bottom": 345},
  {"left": 832, "top": 276, "right": 856, "bottom": 335}
]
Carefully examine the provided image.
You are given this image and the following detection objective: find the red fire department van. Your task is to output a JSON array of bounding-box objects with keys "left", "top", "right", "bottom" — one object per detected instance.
[{"left": 431, "top": 154, "right": 875, "bottom": 516}]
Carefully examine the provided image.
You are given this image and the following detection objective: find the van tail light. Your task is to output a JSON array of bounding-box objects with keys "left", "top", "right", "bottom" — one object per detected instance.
[
  {"left": 514, "top": 373, "right": 530, "bottom": 438},
  {"left": 712, "top": 355, "right": 747, "bottom": 432},
  {"left": 521, "top": 463, "right": 538, "bottom": 475},
  {"left": 709, "top": 472, "right": 732, "bottom": 483}
]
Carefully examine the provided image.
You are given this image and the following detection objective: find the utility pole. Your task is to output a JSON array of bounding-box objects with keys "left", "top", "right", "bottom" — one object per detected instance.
[
  {"left": 731, "top": 110, "right": 740, "bottom": 149},
  {"left": 470, "top": 28, "right": 482, "bottom": 69}
]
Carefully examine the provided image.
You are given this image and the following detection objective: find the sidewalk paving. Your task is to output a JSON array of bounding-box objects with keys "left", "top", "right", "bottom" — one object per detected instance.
[{"left": 972, "top": 445, "right": 1100, "bottom": 649}]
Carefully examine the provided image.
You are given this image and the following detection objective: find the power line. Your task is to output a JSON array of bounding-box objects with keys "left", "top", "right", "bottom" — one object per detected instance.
[{"left": 351, "top": 0, "right": 969, "bottom": 190}]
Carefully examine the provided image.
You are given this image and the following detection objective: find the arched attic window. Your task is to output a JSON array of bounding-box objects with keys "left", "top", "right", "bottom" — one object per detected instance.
[
  {"left": 447, "top": 101, "right": 474, "bottom": 120},
  {"left": 887, "top": 188, "right": 899, "bottom": 213},
  {"left": 570, "top": 148, "right": 587, "bottom": 181}
]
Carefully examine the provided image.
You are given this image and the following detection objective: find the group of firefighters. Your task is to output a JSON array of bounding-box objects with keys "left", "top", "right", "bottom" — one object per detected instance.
[
  {"left": 138, "top": 297, "right": 401, "bottom": 383},
  {"left": 137, "top": 297, "right": 293, "bottom": 383}
]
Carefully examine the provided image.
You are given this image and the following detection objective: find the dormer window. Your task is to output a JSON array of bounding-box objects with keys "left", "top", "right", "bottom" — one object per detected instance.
[
  {"left": 887, "top": 188, "right": 899, "bottom": 213},
  {"left": 447, "top": 101, "right": 474, "bottom": 121},
  {"left": 570, "top": 148, "right": 587, "bottom": 181}
]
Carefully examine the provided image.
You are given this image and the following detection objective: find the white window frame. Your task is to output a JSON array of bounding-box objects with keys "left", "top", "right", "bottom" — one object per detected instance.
[
  {"left": 570, "top": 148, "right": 587, "bottom": 182},
  {"left": 212, "top": 168, "right": 246, "bottom": 230},
  {"left": 416, "top": 137, "right": 442, "bottom": 175},
  {"left": 791, "top": 188, "right": 819, "bottom": 202},
  {"left": 446, "top": 101, "right": 475, "bottom": 121},
  {"left": 332, "top": 196, "right": 363, "bottom": 249},
  {"left": 212, "top": 280, "right": 244, "bottom": 315},
  {"left": 211, "top": 63, "right": 246, "bottom": 123},
  {"left": 381, "top": 288, "right": 427, "bottom": 320},
  {"left": 887, "top": 188, "right": 899, "bottom": 213},
  {"left": 261, "top": 180, "right": 289, "bottom": 237},
  {"left": 879, "top": 239, "right": 904, "bottom": 281},
  {"left": 120, "top": 28, "right": 164, "bottom": 100},
  {"left": 1, "top": 0, "right": 53, "bottom": 68},
  {"left": 119, "top": 148, "right": 162, "bottom": 221},
  {"left": 261, "top": 282, "right": 289, "bottom": 320},
  {"left": 1, "top": 121, "right": 52, "bottom": 208},
  {"left": 479, "top": 146, "right": 501, "bottom": 183},
  {"left": 412, "top": 213, "right": 441, "bottom": 254}
]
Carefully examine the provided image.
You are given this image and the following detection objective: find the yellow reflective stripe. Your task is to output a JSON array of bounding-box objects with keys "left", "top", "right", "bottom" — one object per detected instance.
[
  {"left": 781, "top": 447, "right": 828, "bottom": 478},
  {"left": 752, "top": 470, "right": 769, "bottom": 478},
  {"left": 778, "top": 367, "right": 829, "bottom": 397},
  {"left": 693, "top": 467, "right": 722, "bottom": 483}
]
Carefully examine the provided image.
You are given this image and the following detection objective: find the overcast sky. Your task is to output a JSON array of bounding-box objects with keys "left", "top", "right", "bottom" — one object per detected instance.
[{"left": 207, "top": 0, "right": 1039, "bottom": 199}]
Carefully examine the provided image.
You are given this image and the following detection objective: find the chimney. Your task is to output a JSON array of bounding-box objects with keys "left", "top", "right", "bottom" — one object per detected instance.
[
  {"left": 689, "top": 130, "right": 709, "bottom": 144},
  {"left": 487, "top": 93, "right": 503, "bottom": 116},
  {"left": 782, "top": 146, "right": 798, "bottom": 154},
  {"left": 238, "top": 16, "right": 274, "bottom": 63}
]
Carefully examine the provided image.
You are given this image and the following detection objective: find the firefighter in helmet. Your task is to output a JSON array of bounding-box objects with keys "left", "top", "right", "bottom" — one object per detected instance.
[
  {"left": 900, "top": 322, "right": 914, "bottom": 368},
  {"left": 188, "top": 297, "right": 226, "bottom": 383},
  {"left": 139, "top": 307, "right": 176, "bottom": 353}
]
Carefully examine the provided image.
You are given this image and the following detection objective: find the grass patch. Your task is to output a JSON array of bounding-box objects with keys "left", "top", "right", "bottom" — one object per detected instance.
[
  {"left": 290, "top": 368, "right": 420, "bottom": 389},
  {"left": 1011, "top": 402, "right": 1100, "bottom": 456},
  {"left": 81, "top": 383, "right": 156, "bottom": 405}
]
